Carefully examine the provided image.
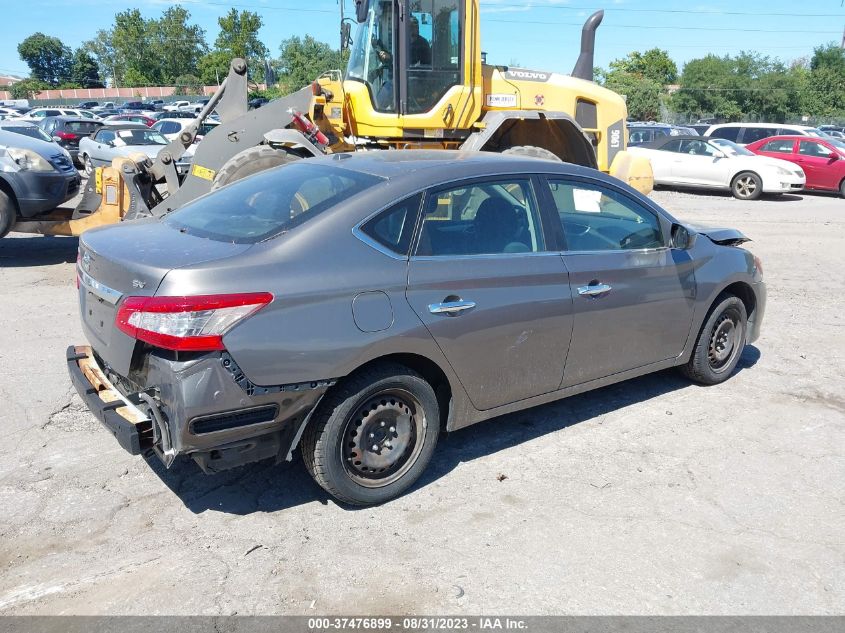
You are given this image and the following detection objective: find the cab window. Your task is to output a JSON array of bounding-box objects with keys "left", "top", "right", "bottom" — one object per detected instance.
[
  {"left": 406, "top": 0, "right": 461, "bottom": 115},
  {"left": 547, "top": 180, "right": 664, "bottom": 252}
]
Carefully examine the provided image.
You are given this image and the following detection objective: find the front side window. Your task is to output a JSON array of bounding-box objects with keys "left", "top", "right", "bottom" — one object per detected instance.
[
  {"left": 547, "top": 179, "right": 664, "bottom": 252},
  {"left": 165, "top": 163, "right": 384, "bottom": 244},
  {"left": 346, "top": 0, "right": 396, "bottom": 112},
  {"left": 760, "top": 139, "right": 795, "bottom": 154},
  {"left": 798, "top": 141, "right": 834, "bottom": 158},
  {"left": 406, "top": 0, "right": 461, "bottom": 114},
  {"left": 96, "top": 129, "right": 116, "bottom": 144},
  {"left": 415, "top": 180, "right": 544, "bottom": 256}
]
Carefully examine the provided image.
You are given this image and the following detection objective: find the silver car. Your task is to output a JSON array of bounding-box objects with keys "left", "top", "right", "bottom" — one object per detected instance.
[
  {"left": 68, "top": 152, "right": 765, "bottom": 505},
  {"left": 78, "top": 125, "right": 168, "bottom": 175}
]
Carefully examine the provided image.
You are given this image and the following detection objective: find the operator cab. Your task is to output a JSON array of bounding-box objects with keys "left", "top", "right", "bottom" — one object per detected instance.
[{"left": 346, "top": 0, "right": 462, "bottom": 115}]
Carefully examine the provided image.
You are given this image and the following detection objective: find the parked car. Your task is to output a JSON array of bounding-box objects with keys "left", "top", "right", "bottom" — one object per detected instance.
[
  {"left": 689, "top": 124, "right": 713, "bottom": 136},
  {"left": 818, "top": 125, "right": 844, "bottom": 134},
  {"left": 248, "top": 97, "right": 269, "bottom": 109},
  {"left": 746, "top": 135, "right": 845, "bottom": 197},
  {"left": 0, "top": 107, "right": 23, "bottom": 119},
  {"left": 68, "top": 151, "right": 765, "bottom": 505},
  {"left": 181, "top": 99, "right": 210, "bottom": 113},
  {"left": 627, "top": 123, "right": 698, "bottom": 146},
  {"left": 152, "top": 118, "right": 218, "bottom": 141},
  {"left": 629, "top": 135, "right": 805, "bottom": 199},
  {"left": 117, "top": 101, "right": 147, "bottom": 112},
  {"left": 0, "top": 119, "right": 57, "bottom": 144},
  {"left": 103, "top": 113, "right": 156, "bottom": 127},
  {"left": 38, "top": 116, "right": 104, "bottom": 164},
  {"left": 91, "top": 102, "right": 115, "bottom": 112},
  {"left": 0, "top": 128, "right": 81, "bottom": 237},
  {"left": 150, "top": 110, "right": 196, "bottom": 121},
  {"left": 142, "top": 100, "right": 165, "bottom": 111},
  {"left": 163, "top": 100, "right": 191, "bottom": 112},
  {"left": 78, "top": 125, "right": 168, "bottom": 175},
  {"left": 705, "top": 123, "right": 827, "bottom": 145},
  {"left": 78, "top": 101, "right": 100, "bottom": 109},
  {"left": 822, "top": 130, "right": 845, "bottom": 140}
]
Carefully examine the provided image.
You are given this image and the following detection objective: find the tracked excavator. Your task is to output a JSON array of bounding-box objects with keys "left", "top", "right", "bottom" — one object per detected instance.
[{"left": 8, "top": 1, "right": 652, "bottom": 238}]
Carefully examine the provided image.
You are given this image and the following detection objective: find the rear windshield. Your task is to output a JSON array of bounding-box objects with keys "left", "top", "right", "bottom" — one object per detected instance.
[
  {"left": 164, "top": 162, "right": 384, "bottom": 243},
  {"left": 65, "top": 121, "right": 100, "bottom": 134}
]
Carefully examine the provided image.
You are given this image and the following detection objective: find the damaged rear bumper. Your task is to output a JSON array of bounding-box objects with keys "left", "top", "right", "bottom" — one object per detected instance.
[
  {"left": 66, "top": 345, "right": 153, "bottom": 454},
  {"left": 67, "top": 344, "right": 333, "bottom": 473}
]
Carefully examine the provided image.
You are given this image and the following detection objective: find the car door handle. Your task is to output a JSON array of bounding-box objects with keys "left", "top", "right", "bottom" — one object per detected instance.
[
  {"left": 577, "top": 283, "right": 612, "bottom": 297},
  {"left": 428, "top": 300, "right": 476, "bottom": 315}
]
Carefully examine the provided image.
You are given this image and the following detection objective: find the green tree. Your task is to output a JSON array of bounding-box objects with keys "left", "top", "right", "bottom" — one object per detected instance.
[
  {"left": 70, "top": 49, "right": 103, "bottom": 88},
  {"left": 17, "top": 33, "right": 72, "bottom": 86},
  {"left": 112, "top": 9, "right": 160, "bottom": 85},
  {"left": 605, "top": 73, "right": 662, "bottom": 120},
  {"left": 214, "top": 9, "right": 269, "bottom": 79},
  {"left": 197, "top": 50, "right": 233, "bottom": 85},
  {"left": 9, "top": 78, "right": 49, "bottom": 99},
  {"left": 152, "top": 6, "right": 208, "bottom": 84},
  {"left": 810, "top": 44, "right": 845, "bottom": 74},
  {"left": 173, "top": 74, "right": 204, "bottom": 96},
  {"left": 608, "top": 48, "right": 677, "bottom": 86},
  {"left": 276, "top": 35, "right": 347, "bottom": 93}
]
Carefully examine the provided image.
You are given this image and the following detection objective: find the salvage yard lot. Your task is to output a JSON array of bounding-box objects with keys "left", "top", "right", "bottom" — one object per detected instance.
[{"left": 0, "top": 188, "right": 842, "bottom": 614}]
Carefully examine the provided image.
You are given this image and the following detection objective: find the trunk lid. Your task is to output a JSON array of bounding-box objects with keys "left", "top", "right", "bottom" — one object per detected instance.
[{"left": 78, "top": 219, "right": 252, "bottom": 376}]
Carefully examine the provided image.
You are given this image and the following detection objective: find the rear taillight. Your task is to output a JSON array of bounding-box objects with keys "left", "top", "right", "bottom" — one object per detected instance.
[
  {"left": 54, "top": 131, "right": 78, "bottom": 141},
  {"left": 115, "top": 293, "right": 273, "bottom": 352}
]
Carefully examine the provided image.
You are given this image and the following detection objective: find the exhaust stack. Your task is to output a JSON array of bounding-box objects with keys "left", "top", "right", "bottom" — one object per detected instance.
[{"left": 571, "top": 10, "right": 604, "bottom": 81}]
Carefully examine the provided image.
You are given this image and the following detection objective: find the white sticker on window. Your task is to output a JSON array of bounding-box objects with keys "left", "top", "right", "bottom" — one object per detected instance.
[
  {"left": 486, "top": 94, "right": 518, "bottom": 108},
  {"left": 573, "top": 188, "right": 603, "bottom": 213}
]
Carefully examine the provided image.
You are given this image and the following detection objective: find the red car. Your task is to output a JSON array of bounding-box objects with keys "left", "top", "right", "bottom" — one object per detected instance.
[
  {"left": 104, "top": 114, "right": 156, "bottom": 127},
  {"left": 746, "top": 135, "right": 845, "bottom": 197}
]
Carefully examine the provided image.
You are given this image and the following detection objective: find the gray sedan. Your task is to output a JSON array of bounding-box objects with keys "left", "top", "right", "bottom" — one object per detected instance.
[
  {"left": 78, "top": 125, "right": 168, "bottom": 175},
  {"left": 68, "top": 152, "right": 765, "bottom": 505}
]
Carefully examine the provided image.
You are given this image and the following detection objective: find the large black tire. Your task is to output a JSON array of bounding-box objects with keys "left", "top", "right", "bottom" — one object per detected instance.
[
  {"left": 680, "top": 293, "right": 748, "bottom": 385},
  {"left": 731, "top": 171, "right": 762, "bottom": 200},
  {"left": 301, "top": 363, "right": 440, "bottom": 506},
  {"left": 211, "top": 145, "right": 300, "bottom": 190},
  {"left": 501, "top": 145, "right": 562, "bottom": 162},
  {"left": 0, "top": 189, "right": 16, "bottom": 239},
  {"left": 839, "top": 178, "right": 845, "bottom": 199}
]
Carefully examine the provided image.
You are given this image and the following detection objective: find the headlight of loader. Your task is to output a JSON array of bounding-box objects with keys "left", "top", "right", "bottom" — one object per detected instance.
[{"left": 5, "top": 147, "right": 54, "bottom": 172}]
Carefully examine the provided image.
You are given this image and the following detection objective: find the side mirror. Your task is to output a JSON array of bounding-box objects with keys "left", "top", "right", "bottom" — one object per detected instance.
[
  {"left": 52, "top": 136, "right": 61, "bottom": 142},
  {"left": 671, "top": 224, "right": 695, "bottom": 250},
  {"left": 828, "top": 153, "right": 840, "bottom": 161},
  {"left": 355, "top": 0, "right": 369, "bottom": 22}
]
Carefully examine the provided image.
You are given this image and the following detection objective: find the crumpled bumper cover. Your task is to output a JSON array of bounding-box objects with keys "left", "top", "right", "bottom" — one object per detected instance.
[{"left": 66, "top": 345, "right": 152, "bottom": 455}]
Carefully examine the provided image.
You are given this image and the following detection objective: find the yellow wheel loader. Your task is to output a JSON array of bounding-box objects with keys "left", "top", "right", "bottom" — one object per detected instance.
[{"left": 8, "top": 1, "right": 652, "bottom": 237}]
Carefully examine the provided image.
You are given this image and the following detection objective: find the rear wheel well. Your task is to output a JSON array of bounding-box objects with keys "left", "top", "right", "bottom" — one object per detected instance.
[
  {"left": 479, "top": 118, "right": 597, "bottom": 168},
  {"left": 336, "top": 354, "right": 453, "bottom": 432}
]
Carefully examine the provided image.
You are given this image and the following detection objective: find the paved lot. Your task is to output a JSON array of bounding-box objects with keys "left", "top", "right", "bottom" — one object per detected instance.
[{"left": 0, "top": 186, "right": 842, "bottom": 615}]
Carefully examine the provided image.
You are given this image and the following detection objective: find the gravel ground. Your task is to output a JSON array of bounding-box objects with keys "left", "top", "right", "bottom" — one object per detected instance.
[{"left": 0, "top": 186, "right": 842, "bottom": 615}]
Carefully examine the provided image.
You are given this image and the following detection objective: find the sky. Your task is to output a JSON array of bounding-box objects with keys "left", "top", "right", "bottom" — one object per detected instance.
[{"left": 1, "top": 0, "right": 844, "bottom": 80}]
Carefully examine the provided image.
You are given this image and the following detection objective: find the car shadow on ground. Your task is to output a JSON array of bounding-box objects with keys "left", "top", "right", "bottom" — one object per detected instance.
[
  {"left": 654, "top": 187, "right": 804, "bottom": 202},
  {"left": 149, "top": 345, "right": 760, "bottom": 515},
  {"left": 0, "top": 233, "right": 78, "bottom": 266}
]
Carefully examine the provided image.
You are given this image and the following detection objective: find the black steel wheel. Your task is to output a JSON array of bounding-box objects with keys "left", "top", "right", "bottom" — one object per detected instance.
[
  {"left": 301, "top": 363, "right": 440, "bottom": 506},
  {"left": 680, "top": 293, "right": 748, "bottom": 385}
]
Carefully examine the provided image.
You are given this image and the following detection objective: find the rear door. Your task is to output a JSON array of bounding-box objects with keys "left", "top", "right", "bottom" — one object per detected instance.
[
  {"left": 755, "top": 138, "right": 798, "bottom": 162},
  {"left": 542, "top": 176, "right": 697, "bottom": 387},
  {"left": 405, "top": 176, "right": 573, "bottom": 411}
]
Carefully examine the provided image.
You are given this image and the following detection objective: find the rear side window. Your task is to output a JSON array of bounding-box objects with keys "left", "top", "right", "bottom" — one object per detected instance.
[
  {"left": 660, "top": 139, "right": 683, "bottom": 153},
  {"left": 760, "top": 139, "right": 795, "bottom": 153},
  {"left": 359, "top": 194, "right": 422, "bottom": 256},
  {"left": 415, "top": 180, "right": 545, "bottom": 256},
  {"left": 547, "top": 179, "right": 664, "bottom": 252},
  {"left": 165, "top": 163, "right": 384, "bottom": 244},
  {"left": 709, "top": 127, "right": 740, "bottom": 142},
  {"left": 741, "top": 127, "right": 777, "bottom": 144}
]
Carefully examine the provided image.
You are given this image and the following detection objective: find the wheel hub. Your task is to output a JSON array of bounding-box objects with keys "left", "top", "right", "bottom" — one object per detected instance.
[
  {"left": 344, "top": 394, "right": 420, "bottom": 485},
  {"left": 708, "top": 315, "right": 737, "bottom": 367}
]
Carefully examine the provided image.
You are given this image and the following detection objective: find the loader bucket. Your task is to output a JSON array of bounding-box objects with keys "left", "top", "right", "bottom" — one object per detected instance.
[{"left": 609, "top": 151, "right": 654, "bottom": 196}]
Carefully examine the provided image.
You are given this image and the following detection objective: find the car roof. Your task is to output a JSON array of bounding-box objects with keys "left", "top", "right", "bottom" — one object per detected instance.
[
  {"left": 302, "top": 150, "right": 603, "bottom": 183},
  {"left": 43, "top": 115, "right": 100, "bottom": 123},
  {"left": 749, "top": 135, "right": 826, "bottom": 142},
  {"left": 708, "top": 122, "right": 814, "bottom": 130},
  {"left": 0, "top": 119, "right": 38, "bottom": 128}
]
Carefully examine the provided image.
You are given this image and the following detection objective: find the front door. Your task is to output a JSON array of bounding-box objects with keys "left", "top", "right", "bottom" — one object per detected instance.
[
  {"left": 797, "top": 140, "right": 839, "bottom": 190},
  {"left": 405, "top": 176, "right": 573, "bottom": 411},
  {"left": 543, "top": 177, "right": 697, "bottom": 387},
  {"left": 669, "top": 138, "right": 731, "bottom": 187}
]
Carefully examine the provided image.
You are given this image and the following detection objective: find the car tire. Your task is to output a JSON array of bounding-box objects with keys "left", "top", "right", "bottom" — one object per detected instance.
[
  {"left": 839, "top": 178, "right": 845, "bottom": 199},
  {"left": 301, "top": 363, "right": 440, "bottom": 506},
  {"left": 0, "top": 189, "right": 16, "bottom": 239},
  {"left": 82, "top": 155, "right": 94, "bottom": 177},
  {"left": 211, "top": 145, "right": 301, "bottom": 190},
  {"left": 680, "top": 293, "right": 748, "bottom": 385},
  {"left": 731, "top": 171, "right": 762, "bottom": 200},
  {"left": 501, "top": 145, "right": 562, "bottom": 162}
]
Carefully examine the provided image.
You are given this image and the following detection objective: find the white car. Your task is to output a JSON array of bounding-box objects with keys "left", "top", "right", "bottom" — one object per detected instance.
[
  {"left": 78, "top": 125, "right": 169, "bottom": 175},
  {"left": 163, "top": 100, "right": 191, "bottom": 112},
  {"left": 151, "top": 118, "right": 218, "bottom": 141},
  {"left": 22, "top": 107, "right": 101, "bottom": 121},
  {"left": 628, "top": 135, "right": 805, "bottom": 200},
  {"left": 0, "top": 107, "right": 22, "bottom": 119}
]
